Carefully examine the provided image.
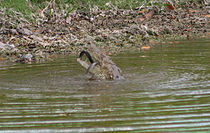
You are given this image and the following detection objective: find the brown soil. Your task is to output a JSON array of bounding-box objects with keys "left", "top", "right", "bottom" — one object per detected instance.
[{"left": 0, "top": 1, "right": 209, "bottom": 63}]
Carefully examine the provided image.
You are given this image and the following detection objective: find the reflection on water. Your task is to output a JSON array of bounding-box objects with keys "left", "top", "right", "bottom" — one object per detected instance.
[{"left": 0, "top": 39, "right": 210, "bottom": 132}]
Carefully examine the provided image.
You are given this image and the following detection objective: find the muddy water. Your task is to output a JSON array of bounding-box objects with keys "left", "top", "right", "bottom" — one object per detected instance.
[{"left": 0, "top": 39, "right": 210, "bottom": 132}]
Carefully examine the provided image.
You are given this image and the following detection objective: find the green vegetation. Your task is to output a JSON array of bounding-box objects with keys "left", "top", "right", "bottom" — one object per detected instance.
[
  {"left": 0, "top": 0, "right": 35, "bottom": 15},
  {"left": 0, "top": 0, "right": 145, "bottom": 15},
  {"left": 0, "top": 0, "right": 202, "bottom": 20},
  {"left": 0, "top": 0, "right": 146, "bottom": 22},
  {"left": 0, "top": 0, "right": 38, "bottom": 22}
]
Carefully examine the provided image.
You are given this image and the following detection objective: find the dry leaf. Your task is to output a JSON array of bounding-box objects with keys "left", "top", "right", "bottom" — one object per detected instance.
[
  {"left": 166, "top": 3, "right": 175, "bottom": 10},
  {"left": 149, "top": 40, "right": 153, "bottom": 43},
  {"left": 69, "top": 27, "right": 74, "bottom": 31},
  {"left": 188, "top": 9, "right": 196, "bottom": 13},
  {"left": 187, "top": 34, "right": 190, "bottom": 40},
  {"left": 185, "top": 28, "right": 191, "bottom": 32},
  {"left": 145, "top": 10, "right": 154, "bottom": 20},
  {"left": 169, "top": 41, "right": 179, "bottom": 44},
  {"left": 139, "top": 9, "right": 146, "bottom": 13},
  {"left": 174, "top": 41, "right": 179, "bottom": 44},
  {"left": 149, "top": 40, "right": 160, "bottom": 44},
  {"left": 139, "top": 17, "right": 145, "bottom": 22},
  {"left": 171, "top": 15, "right": 175, "bottom": 19},
  {"left": 0, "top": 57, "right": 4, "bottom": 61},
  {"left": 141, "top": 46, "right": 151, "bottom": 50},
  {"left": 204, "top": 14, "right": 210, "bottom": 18}
]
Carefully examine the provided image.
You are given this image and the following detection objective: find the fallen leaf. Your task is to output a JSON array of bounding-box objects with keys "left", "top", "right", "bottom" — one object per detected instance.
[
  {"left": 174, "top": 41, "right": 179, "bottom": 44},
  {"left": 149, "top": 40, "right": 160, "bottom": 44},
  {"left": 169, "top": 41, "right": 179, "bottom": 44},
  {"left": 141, "top": 46, "right": 151, "bottom": 50},
  {"left": 139, "top": 17, "right": 145, "bottom": 22},
  {"left": 8, "top": 34, "right": 11, "bottom": 37},
  {"left": 145, "top": 10, "right": 154, "bottom": 20},
  {"left": 149, "top": 40, "right": 153, "bottom": 43},
  {"left": 166, "top": 3, "right": 175, "bottom": 10},
  {"left": 204, "top": 14, "right": 210, "bottom": 18},
  {"left": 69, "top": 27, "right": 74, "bottom": 31},
  {"left": 139, "top": 9, "right": 146, "bottom": 13},
  {"left": 187, "top": 34, "right": 190, "bottom": 40},
  {"left": 171, "top": 15, "right": 175, "bottom": 19},
  {"left": 185, "top": 28, "right": 191, "bottom": 32},
  {"left": 188, "top": 9, "right": 196, "bottom": 13},
  {"left": 0, "top": 57, "right": 4, "bottom": 61}
]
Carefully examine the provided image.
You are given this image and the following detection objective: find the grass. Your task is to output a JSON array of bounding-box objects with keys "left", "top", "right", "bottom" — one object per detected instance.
[
  {"left": 0, "top": 0, "right": 33, "bottom": 14},
  {"left": 0, "top": 0, "right": 145, "bottom": 22},
  {"left": 0, "top": 0, "right": 202, "bottom": 20},
  {"left": 0, "top": 0, "right": 37, "bottom": 22},
  {"left": 0, "top": 0, "right": 145, "bottom": 14}
]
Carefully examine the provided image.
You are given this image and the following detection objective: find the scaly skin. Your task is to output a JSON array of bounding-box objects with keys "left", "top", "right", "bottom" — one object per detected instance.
[{"left": 77, "top": 42, "right": 124, "bottom": 80}]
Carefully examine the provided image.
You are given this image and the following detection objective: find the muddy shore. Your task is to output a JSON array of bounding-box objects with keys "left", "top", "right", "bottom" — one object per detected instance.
[{"left": 0, "top": 1, "right": 209, "bottom": 63}]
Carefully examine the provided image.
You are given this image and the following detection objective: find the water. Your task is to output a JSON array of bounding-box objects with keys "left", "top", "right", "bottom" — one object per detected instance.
[{"left": 0, "top": 39, "right": 209, "bottom": 132}]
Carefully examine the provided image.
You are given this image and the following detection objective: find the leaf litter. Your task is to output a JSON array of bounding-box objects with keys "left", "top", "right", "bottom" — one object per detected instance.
[{"left": 0, "top": 0, "right": 209, "bottom": 63}]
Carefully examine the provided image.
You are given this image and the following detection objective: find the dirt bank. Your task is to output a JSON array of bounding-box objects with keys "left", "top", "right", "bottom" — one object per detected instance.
[{"left": 0, "top": 1, "right": 209, "bottom": 63}]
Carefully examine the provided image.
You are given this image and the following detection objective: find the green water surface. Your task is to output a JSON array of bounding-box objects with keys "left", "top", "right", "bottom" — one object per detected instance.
[{"left": 0, "top": 39, "right": 210, "bottom": 132}]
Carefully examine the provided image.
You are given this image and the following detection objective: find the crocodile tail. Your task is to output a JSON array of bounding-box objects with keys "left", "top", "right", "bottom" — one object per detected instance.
[{"left": 79, "top": 50, "right": 94, "bottom": 64}]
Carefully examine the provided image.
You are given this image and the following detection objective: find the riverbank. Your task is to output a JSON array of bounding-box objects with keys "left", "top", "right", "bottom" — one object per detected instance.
[{"left": 0, "top": 0, "right": 209, "bottom": 63}]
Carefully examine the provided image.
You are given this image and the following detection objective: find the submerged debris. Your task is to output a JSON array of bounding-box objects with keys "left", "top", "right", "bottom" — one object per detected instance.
[{"left": 16, "top": 53, "right": 34, "bottom": 63}]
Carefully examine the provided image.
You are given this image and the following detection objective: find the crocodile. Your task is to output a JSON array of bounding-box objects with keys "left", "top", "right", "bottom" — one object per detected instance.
[{"left": 77, "top": 42, "right": 124, "bottom": 80}]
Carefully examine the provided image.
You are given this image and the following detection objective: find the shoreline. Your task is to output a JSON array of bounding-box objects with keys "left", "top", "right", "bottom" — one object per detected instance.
[{"left": 0, "top": 1, "right": 209, "bottom": 63}]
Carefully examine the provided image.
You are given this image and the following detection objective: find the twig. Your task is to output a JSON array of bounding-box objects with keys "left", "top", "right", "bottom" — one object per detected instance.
[{"left": 39, "top": 0, "right": 54, "bottom": 18}]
